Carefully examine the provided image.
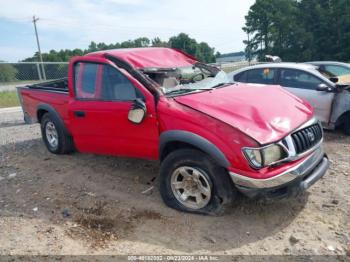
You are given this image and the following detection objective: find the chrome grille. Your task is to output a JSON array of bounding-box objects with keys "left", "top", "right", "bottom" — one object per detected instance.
[{"left": 291, "top": 123, "right": 322, "bottom": 154}]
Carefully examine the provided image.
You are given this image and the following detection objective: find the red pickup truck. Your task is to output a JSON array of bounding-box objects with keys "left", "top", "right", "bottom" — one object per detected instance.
[{"left": 17, "top": 47, "right": 329, "bottom": 214}]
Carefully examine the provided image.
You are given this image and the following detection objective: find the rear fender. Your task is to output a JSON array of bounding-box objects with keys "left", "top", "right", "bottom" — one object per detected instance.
[{"left": 37, "top": 103, "right": 71, "bottom": 137}]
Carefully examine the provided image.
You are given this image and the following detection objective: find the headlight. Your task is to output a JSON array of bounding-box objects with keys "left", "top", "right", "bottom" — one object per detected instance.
[
  {"left": 242, "top": 148, "right": 263, "bottom": 169},
  {"left": 243, "top": 144, "right": 287, "bottom": 169},
  {"left": 262, "top": 145, "right": 285, "bottom": 166}
]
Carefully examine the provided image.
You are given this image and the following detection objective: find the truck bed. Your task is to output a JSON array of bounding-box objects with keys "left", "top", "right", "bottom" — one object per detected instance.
[
  {"left": 17, "top": 78, "right": 70, "bottom": 125},
  {"left": 27, "top": 78, "right": 69, "bottom": 93}
]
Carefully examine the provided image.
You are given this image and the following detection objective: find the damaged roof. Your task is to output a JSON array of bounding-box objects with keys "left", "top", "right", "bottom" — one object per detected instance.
[{"left": 86, "top": 47, "right": 198, "bottom": 69}]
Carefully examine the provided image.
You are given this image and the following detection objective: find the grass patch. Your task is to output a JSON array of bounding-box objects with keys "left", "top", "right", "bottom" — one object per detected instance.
[
  {"left": 222, "top": 65, "right": 248, "bottom": 73},
  {"left": 0, "top": 91, "right": 20, "bottom": 108},
  {"left": 222, "top": 67, "right": 236, "bottom": 73}
]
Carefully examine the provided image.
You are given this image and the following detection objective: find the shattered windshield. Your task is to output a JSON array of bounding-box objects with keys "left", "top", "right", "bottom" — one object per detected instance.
[{"left": 142, "top": 64, "right": 230, "bottom": 96}]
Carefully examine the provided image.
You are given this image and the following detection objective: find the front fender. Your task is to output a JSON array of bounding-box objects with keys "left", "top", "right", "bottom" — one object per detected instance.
[
  {"left": 330, "top": 92, "right": 350, "bottom": 126},
  {"left": 159, "top": 130, "right": 230, "bottom": 168}
]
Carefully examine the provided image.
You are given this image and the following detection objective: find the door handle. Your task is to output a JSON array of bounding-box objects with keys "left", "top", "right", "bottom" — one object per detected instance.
[{"left": 74, "top": 111, "right": 85, "bottom": 117}]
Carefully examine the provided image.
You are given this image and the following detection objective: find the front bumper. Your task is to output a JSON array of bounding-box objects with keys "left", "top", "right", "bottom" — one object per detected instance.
[{"left": 229, "top": 147, "right": 329, "bottom": 199}]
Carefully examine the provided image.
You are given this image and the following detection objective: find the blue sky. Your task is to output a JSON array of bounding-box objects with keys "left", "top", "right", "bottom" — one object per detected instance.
[{"left": 0, "top": 0, "right": 255, "bottom": 61}]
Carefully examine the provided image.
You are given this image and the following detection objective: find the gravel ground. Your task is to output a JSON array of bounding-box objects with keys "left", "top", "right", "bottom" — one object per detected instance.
[{"left": 0, "top": 109, "right": 349, "bottom": 257}]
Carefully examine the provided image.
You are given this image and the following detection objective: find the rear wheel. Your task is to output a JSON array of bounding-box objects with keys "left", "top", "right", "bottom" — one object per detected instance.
[
  {"left": 159, "top": 149, "right": 236, "bottom": 215},
  {"left": 40, "top": 113, "right": 73, "bottom": 154}
]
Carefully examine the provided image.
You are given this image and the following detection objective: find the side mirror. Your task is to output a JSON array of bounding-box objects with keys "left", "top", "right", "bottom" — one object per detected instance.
[
  {"left": 329, "top": 77, "right": 339, "bottom": 83},
  {"left": 316, "top": 83, "right": 332, "bottom": 92},
  {"left": 128, "top": 98, "right": 146, "bottom": 124}
]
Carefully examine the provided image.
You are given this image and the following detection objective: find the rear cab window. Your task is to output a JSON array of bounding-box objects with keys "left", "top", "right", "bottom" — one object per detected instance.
[{"left": 74, "top": 63, "right": 98, "bottom": 98}]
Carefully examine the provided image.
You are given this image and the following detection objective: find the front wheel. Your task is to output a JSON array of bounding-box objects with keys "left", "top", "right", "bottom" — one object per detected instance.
[{"left": 159, "top": 149, "right": 236, "bottom": 215}]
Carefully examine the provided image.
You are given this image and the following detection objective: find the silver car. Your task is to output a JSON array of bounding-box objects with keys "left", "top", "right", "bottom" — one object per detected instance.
[
  {"left": 228, "top": 63, "right": 350, "bottom": 135},
  {"left": 307, "top": 61, "right": 350, "bottom": 85},
  {"left": 307, "top": 61, "right": 350, "bottom": 76}
]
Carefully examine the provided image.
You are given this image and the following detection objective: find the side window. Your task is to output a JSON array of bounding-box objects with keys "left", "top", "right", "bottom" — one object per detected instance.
[
  {"left": 74, "top": 62, "right": 98, "bottom": 99},
  {"left": 234, "top": 71, "right": 247, "bottom": 82},
  {"left": 280, "top": 69, "right": 323, "bottom": 90},
  {"left": 324, "top": 65, "right": 350, "bottom": 76},
  {"left": 246, "top": 68, "right": 275, "bottom": 84},
  {"left": 74, "top": 62, "right": 141, "bottom": 101},
  {"left": 101, "top": 65, "right": 138, "bottom": 101}
]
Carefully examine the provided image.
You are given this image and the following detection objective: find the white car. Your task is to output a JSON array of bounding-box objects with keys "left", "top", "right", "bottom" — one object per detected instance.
[
  {"left": 307, "top": 61, "right": 350, "bottom": 85},
  {"left": 228, "top": 63, "right": 350, "bottom": 134}
]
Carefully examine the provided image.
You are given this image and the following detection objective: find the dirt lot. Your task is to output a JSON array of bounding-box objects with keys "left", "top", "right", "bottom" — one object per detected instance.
[{"left": 0, "top": 108, "right": 349, "bottom": 257}]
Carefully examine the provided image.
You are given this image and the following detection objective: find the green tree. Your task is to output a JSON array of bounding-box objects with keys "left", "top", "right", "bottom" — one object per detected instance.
[
  {"left": 133, "top": 37, "right": 151, "bottom": 47},
  {"left": 215, "top": 51, "right": 221, "bottom": 58},
  {"left": 87, "top": 41, "right": 98, "bottom": 53},
  {"left": 244, "top": 0, "right": 350, "bottom": 62},
  {"left": 0, "top": 62, "right": 18, "bottom": 82},
  {"left": 22, "top": 34, "right": 216, "bottom": 63},
  {"left": 169, "top": 33, "right": 216, "bottom": 63},
  {"left": 151, "top": 37, "right": 168, "bottom": 47},
  {"left": 243, "top": 0, "right": 275, "bottom": 60},
  {"left": 244, "top": 0, "right": 300, "bottom": 61},
  {"left": 298, "top": 0, "right": 350, "bottom": 61},
  {"left": 169, "top": 33, "right": 197, "bottom": 56},
  {"left": 195, "top": 42, "right": 216, "bottom": 63}
]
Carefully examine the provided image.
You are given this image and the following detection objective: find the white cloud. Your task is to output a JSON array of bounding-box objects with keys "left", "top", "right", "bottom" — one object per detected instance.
[
  {"left": 0, "top": 46, "right": 35, "bottom": 62},
  {"left": 0, "top": 0, "right": 255, "bottom": 59}
]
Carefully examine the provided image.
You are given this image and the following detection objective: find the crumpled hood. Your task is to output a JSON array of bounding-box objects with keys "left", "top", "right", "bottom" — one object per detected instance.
[{"left": 174, "top": 83, "right": 313, "bottom": 144}]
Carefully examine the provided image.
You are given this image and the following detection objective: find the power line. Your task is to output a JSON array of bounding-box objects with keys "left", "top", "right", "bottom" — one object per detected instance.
[{"left": 32, "top": 15, "right": 46, "bottom": 80}]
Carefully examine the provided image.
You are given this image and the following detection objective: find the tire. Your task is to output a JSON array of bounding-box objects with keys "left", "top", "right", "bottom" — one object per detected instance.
[
  {"left": 40, "top": 112, "right": 74, "bottom": 154},
  {"left": 343, "top": 117, "right": 350, "bottom": 136},
  {"left": 159, "top": 149, "right": 236, "bottom": 215}
]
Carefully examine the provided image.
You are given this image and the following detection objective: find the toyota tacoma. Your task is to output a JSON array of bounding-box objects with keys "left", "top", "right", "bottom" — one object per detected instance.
[{"left": 17, "top": 48, "right": 329, "bottom": 214}]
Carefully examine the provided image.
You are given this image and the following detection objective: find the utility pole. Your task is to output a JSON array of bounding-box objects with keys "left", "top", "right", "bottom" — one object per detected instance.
[{"left": 32, "top": 15, "right": 46, "bottom": 80}]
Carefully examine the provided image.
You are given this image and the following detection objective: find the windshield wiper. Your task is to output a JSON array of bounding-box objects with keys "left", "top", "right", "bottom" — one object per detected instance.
[
  {"left": 166, "top": 88, "right": 212, "bottom": 96},
  {"left": 211, "top": 83, "right": 231, "bottom": 89}
]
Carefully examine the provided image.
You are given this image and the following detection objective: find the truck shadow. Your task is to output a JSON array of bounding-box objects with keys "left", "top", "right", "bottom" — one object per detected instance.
[
  {"left": 0, "top": 138, "right": 311, "bottom": 253},
  {"left": 323, "top": 129, "right": 350, "bottom": 142}
]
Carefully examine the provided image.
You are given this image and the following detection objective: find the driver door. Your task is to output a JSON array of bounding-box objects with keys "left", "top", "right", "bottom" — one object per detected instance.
[
  {"left": 278, "top": 69, "right": 335, "bottom": 125},
  {"left": 68, "top": 59, "right": 159, "bottom": 159}
]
